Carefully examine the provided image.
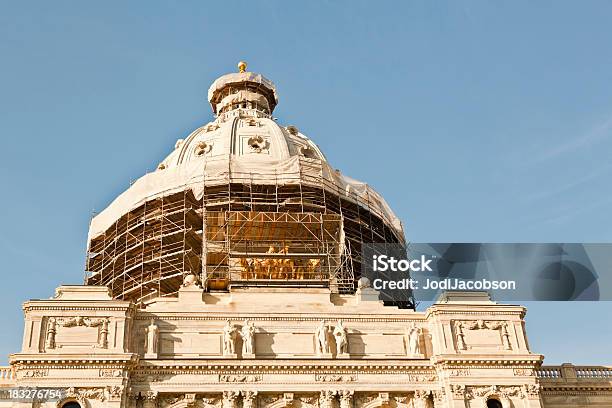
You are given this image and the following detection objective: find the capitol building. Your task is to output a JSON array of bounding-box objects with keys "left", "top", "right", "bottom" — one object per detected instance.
[{"left": 0, "top": 63, "right": 610, "bottom": 408}]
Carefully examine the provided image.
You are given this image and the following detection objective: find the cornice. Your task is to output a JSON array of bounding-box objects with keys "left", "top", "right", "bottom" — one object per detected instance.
[{"left": 134, "top": 314, "right": 427, "bottom": 323}]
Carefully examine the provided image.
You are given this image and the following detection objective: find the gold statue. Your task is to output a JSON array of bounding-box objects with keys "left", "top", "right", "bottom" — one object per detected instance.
[{"left": 238, "top": 61, "right": 247, "bottom": 73}]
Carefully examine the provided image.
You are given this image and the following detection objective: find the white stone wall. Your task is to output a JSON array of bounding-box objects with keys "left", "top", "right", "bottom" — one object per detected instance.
[{"left": 1, "top": 286, "right": 610, "bottom": 408}]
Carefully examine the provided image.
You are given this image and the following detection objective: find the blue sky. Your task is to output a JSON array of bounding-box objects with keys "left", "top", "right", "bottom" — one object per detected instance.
[{"left": 0, "top": 1, "right": 611, "bottom": 364}]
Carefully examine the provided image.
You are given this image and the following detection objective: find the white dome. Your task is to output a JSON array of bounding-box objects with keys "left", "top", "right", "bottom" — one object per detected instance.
[{"left": 88, "top": 66, "right": 404, "bottom": 241}]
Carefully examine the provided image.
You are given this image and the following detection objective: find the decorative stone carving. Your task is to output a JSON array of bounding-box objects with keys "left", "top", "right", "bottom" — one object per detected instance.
[
  {"left": 53, "top": 316, "right": 110, "bottom": 349},
  {"left": 333, "top": 319, "right": 348, "bottom": 356},
  {"left": 413, "top": 390, "right": 430, "bottom": 408},
  {"left": 98, "top": 318, "right": 109, "bottom": 348},
  {"left": 319, "top": 390, "right": 336, "bottom": 408},
  {"left": 219, "top": 374, "right": 262, "bottom": 382},
  {"left": 106, "top": 385, "right": 124, "bottom": 401},
  {"left": 455, "top": 320, "right": 513, "bottom": 351},
  {"left": 248, "top": 135, "right": 269, "bottom": 153},
  {"left": 242, "top": 391, "right": 258, "bottom": 408},
  {"left": 99, "top": 368, "right": 122, "bottom": 377},
  {"left": 145, "top": 319, "right": 159, "bottom": 358},
  {"left": 223, "top": 319, "right": 238, "bottom": 357},
  {"left": 45, "top": 317, "right": 57, "bottom": 350},
  {"left": 406, "top": 322, "right": 423, "bottom": 357},
  {"left": 22, "top": 369, "right": 48, "bottom": 378},
  {"left": 467, "top": 385, "right": 524, "bottom": 403},
  {"left": 315, "top": 320, "right": 332, "bottom": 356},
  {"left": 449, "top": 368, "right": 470, "bottom": 377},
  {"left": 315, "top": 374, "right": 357, "bottom": 382},
  {"left": 523, "top": 384, "right": 541, "bottom": 399},
  {"left": 431, "top": 389, "right": 445, "bottom": 407},
  {"left": 240, "top": 319, "right": 256, "bottom": 357},
  {"left": 454, "top": 321, "right": 467, "bottom": 350},
  {"left": 449, "top": 384, "right": 466, "bottom": 399},
  {"left": 195, "top": 140, "right": 213, "bottom": 156},
  {"left": 407, "top": 373, "right": 438, "bottom": 382},
  {"left": 378, "top": 392, "right": 390, "bottom": 406},
  {"left": 58, "top": 316, "right": 107, "bottom": 328},
  {"left": 501, "top": 323, "right": 512, "bottom": 350},
  {"left": 513, "top": 368, "right": 535, "bottom": 376},
  {"left": 338, "top": 390, "right": 353, "bottom": 408},
  {"left": 58, "top": 387, "right": 87, "bottom": 408},
  {"left": 222, "top": 391, "right": 239, "bottom": 408},
  {"left": 142, "top": 390, "right": 159, "bottom": 408}
]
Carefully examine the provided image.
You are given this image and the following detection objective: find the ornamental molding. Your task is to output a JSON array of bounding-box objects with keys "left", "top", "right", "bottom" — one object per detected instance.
[
  {"left": 20, "top": 368, "right": 49, "bottom": 378},
  {"left": 56, "top": 316, "right": 110, "bottom": 328},
  {"left": 24, "top": 306, "right": 132, "bottom": 312},
  {"left": 448, "top": 368, "right": 470, "bottom": 377},
  {"left": 453, "top": 319, "right": 512, "bottom": 351},
  {"left": 99, "top": 368, "right": 123, "bottom": 377},
  {"left": 136, "top": 361, "right": 433, "bottom": 371},
  {"left": 314, "top": 374, "right": 357, "bottom": 382},
  {"left": 513, "top": 368, "right": 535, "bottom": 376},
  {"left": 130, "top": 366, "right": 435, "bottom": 378},
  {"left": 426, "top": 310, "right": 523, "bottom": 318},
  {"left": 541, "top": 386, "right": 612, "bottom": 394},
  {"left": 433, "top": 359, "right": 541, "bottom": 368},
  {"left": 219, "top": 374, "right": 262, "bottom": 382},
  {"left": 56, "top": 387, "right": 106, "bottom": 407},
  {"left": 11, "top": 358, "right": 137, "bottom": 368},
  {"left": 134, "top": 315, "right": 428, "bottom": 323},
  {"left": 458, "top": 384, "right": 542, "bottom": 400}
]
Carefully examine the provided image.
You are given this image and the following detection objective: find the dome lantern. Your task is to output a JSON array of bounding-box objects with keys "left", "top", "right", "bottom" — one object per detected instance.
[{"left": 207, "top": 62, "right": 279, "bottom": 117}]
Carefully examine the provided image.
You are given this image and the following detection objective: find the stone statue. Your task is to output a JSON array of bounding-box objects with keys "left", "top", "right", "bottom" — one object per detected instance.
[
  {"left": 501, "top": 323, "right": 512, "bottom": 350},
  {"left": 455, "top": 321, "right": 467, "bottom": 350},
  {"left": 333, "top": 320, "right": 348, "bottom": 355},
  {"left": 240, "top": 319, "right": 256, "bottom": 355},
  {"left": 98, "top": 318, "right": 109, "bottom": 349},
  {"left": 45, "top": 317, "right": 57, "bottom": 350},
  {"left": 315, "top": 320, "right": 331, "bottom": 355},
  {"left": 223, "top": 319, "right": 238, "bottom": 355},
  {"left": 407, "top": 323, "right": 422, "bottom": 356},
  {"left": 145, "top": 319, "right": 159, "bottom": 356}
]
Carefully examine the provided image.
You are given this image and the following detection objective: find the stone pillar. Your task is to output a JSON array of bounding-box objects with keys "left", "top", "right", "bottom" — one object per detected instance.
[
  {"left": 142, "top": 391, "right": 158, "bottom": 408},
  {"left": 242, "top": 391, "right": 258, "bottom": 408},
  {"left": 432, "top": 389, "right": 447, "bottom": 408},
  {"left": 448, "top": 385, "right": 467, "bottom": 408},
  {"left": 339, "top": 390, "right": 353, "bottom": 408},
  {"left": 522, "top": 384, "right": 544, "bottom": 408},
  {"left": 319, "top": 390, "right": 336, "bottom": 408},
  {"left": 222, "top": 391, "right": 239, "bottom": 408},
  {"left": 413, "top": 390, "right": 430, "bottom": 408}
]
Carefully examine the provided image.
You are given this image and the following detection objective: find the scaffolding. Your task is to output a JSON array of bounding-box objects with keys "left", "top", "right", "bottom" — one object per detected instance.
[{"left": 85, "top": 159, "right": 403, "bottom": 305}]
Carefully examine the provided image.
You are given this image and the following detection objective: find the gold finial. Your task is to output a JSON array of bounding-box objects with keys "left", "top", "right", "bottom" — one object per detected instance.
[{"left": 238, "top": 61, "right": 247, "bottom": 73}]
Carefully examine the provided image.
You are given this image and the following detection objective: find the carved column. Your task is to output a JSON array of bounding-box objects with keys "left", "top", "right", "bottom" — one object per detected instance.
[
  {"left": 142, "top": 391, "right": 158, "bottom": 408},
  {"left": 320, "top": 390, "right": 336, "bottom": 408},
  {"left": 413, "top": 390, "right": 430, "bottom": 408},
  {"left": 242, "top": 391, "right": 258, "bottom": 408},
  {"left": 44, "top": 317, "right": 56, "bottom": 350},
  {"left": 223, "top": 391, "right": 239, "bottom": 408},
  {"left": 339, "top": 390, "right": 353, "bottom": 408},
  {"left": 432, "top": 389, "right": 446, "bottom": 408},
  {"left": 522, "top": 384, "right": 544, "bottom": 408},
  {"left": 448, "top": 385, "right": 467, "bottom": 408}
]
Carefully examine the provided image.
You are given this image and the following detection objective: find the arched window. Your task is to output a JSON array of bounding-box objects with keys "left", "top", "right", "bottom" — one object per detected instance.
[
  {"left": 486, "top": 398, "right": 503, "bottom": 408},
  {"left": 62, "top": 402, "right": 81, "bottom": 408}
]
